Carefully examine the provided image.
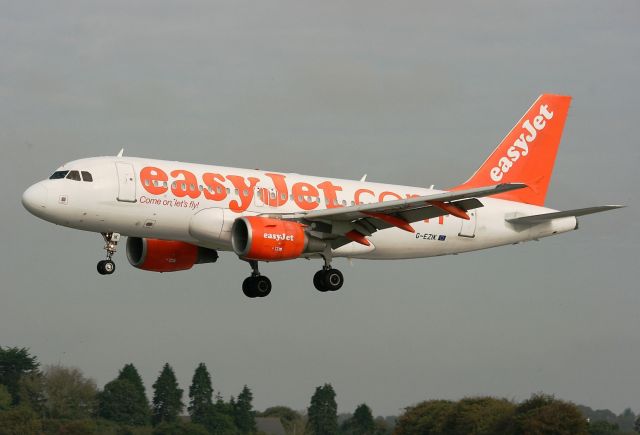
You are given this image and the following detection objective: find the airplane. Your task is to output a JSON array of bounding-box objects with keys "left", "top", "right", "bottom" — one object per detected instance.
[{"left": 21, "top": 94, "right": 623, "bottom": 298}]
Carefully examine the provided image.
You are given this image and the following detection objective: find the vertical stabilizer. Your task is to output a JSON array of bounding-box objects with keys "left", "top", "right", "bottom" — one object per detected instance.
[{"left": 454, "top": 94, "right": 572, "bottom": 206}]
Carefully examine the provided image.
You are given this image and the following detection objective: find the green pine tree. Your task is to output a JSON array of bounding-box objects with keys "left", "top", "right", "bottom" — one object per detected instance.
[
  {"left": 0, "top": 346, "right": 39, "bottom": 405},
  {"left": 118, "top": 363, "right": 147, "bottom": 398},
  {"left": 234, "top": 385, "right": 256, "bottom": 434},
  {"left": 342, "top": 403, "right": 375, "bottom": 435},
  {"left": 307, "top": 384, "right": 338, "bottom": 435},
  {"left": 152, "top": 363, "right": 184, "bottom": 426},
  {"left": 188, "top": 363, "right": 214, "bottom": 425}
]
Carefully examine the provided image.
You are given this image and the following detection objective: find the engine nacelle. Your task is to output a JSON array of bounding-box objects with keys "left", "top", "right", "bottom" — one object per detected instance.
[
  {"left": 126, "top": 237, "right": 218, "bottom": 272},
  {"left": 231, "top": 216, "right": 325, "bottom": 261}
]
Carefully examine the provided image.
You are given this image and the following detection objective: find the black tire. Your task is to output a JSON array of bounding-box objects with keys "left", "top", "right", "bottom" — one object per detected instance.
[
  {"left": 254, "top": 276, "right": 272, "bottom": 297},
  {"left": 325, "top": 269, "right": 344, "bottom": 291},
  {"left": 313, "top": 270, "right": 328, "bottom": 292},
  {"left": 97, "top": 260, "right": 107, "bottom": 275},
  {"left": 242, "top": 277, "right": 257, "bottom": 298}
]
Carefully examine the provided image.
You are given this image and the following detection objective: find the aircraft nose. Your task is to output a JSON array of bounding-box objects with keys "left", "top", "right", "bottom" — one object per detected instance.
[{"left": 22, "top": 182, "right": 48, "bottom": 215}]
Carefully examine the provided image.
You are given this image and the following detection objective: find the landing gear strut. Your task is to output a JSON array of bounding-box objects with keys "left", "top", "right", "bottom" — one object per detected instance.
[
  {"left": 313, "top": 254, "right": 344, "bottom": 292},
  {"left": 97, "top": 232, "right": 119, "bottom": 275},
  {"left": 242, "top": 260, "right": 272, "bottom": 298}
]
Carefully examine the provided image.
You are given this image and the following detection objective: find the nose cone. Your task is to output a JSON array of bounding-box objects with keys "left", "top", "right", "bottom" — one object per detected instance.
[{"left": 22, "top": 183, "right": 48, "bottom": 216}]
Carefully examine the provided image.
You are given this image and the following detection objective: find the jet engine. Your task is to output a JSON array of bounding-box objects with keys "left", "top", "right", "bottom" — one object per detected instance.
[
  {"left": 231, "top": 216, "right": 325, "bottom": 261},
  {"left": 126, "top": 237, "right": 218, "bottom": 272}
]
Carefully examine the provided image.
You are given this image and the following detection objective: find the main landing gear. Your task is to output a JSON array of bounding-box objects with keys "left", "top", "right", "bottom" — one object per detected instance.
[
  {"left": 97, "top": 232, "right": 119, "bottom": 275},
  {"left": 313, "top": 255, "right": 344, "bottom": 292},
  {"left": 240, "top": 256, "right": 344, "bottom": 298},
  {"left": 242, "top": 260, "right": 272, "bottom": 298}
]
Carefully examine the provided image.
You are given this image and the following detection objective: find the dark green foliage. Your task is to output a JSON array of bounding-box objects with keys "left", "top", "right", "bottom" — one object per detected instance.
[
  {"left": 261, "top": 406, "right": 302, "bottom": 433},
  {"left": 16, "top": 374, "right": 46, "bottom": 416},
  {"left": 152, "top": 421, "right": 209, "bottom": 435},
  {"left": 342, "top": 404, "right": 376, "bottom": 435},
  {"left": 617, "top": 408, "right": 637, "bottom": 433},
  {"left": 308, "top": 384, "right": 338, "bottom": 435},
  {"left": 588, "top": 420, "right": 619, "bottom": 435},
  {"left": 446, "top": 397, "right": 514, "bottom": 434},
  {"left": 635, "top": 415, "right": 640, "bottom": 434},
  {"left": 0, "top": 347, "right": 39, "bottom": 405},
  {"left": 199, "top": 403, "right": 239, "bottom": 435},
  {"left": 508, "top": 394, "right": 588, "bottom": 435},
  {"left": 234, "top": 385, "right": 256, "bottom": 434},
  {"left": 98, "top": 379, "right": 151, "bottom": 426},
  {"left": 188, "top": 363, "right": 214, "bottom": 425},
  {"left": 42, "top": 365, "right": 98, "bottom": 419},
  {"left": 0, "top": 406, "right": 42, "bottom": 435},
  {"left": 394, "top": 395, "right": 587, "bottom": 435},
  {"left": 393, "top": 400, "right": 456, "bottom": 435},
  {"left": 0, "top": 385, "right": 11, "bottom": 411},
  {"left": 580, "top": 405, "right": 637, "bottom": 433},
  {"left": 118, "top": 364, "right": 148, "bottom": 399},
  {"left": 151, "top": 364, "right": 184, "bottom": 426}
]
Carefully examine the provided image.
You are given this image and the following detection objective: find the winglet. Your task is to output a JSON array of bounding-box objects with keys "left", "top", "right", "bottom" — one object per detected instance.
[{"left": 117, "top": 148, "right": 124, "bottom": 158}]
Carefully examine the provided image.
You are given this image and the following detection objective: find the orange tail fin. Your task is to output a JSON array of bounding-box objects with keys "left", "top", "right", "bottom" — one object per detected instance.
[{"left": 453, "top": 94, "right": 572, "bottom": 206}]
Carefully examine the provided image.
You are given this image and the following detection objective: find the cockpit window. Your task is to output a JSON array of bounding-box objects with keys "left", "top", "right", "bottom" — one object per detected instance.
[
  {"left": 81, "top": 171, "right": 93, "bottom": 182},
  {"left": 49, "top": 170, "right": 69, "bottom": 179},
  {"left": 66, "top": 170, "right": 81, "bottom": 181}
]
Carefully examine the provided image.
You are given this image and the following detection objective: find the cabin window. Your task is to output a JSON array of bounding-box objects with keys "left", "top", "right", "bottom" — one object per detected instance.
[
  {"left": 81, "top": 171, "right": 93, "bottom": 182},
  {"left": 50, "top": 171, "right": 69, "bottom": 179},
  {"left": 66, "top": 170, "right": 81, "bottom": 181}
]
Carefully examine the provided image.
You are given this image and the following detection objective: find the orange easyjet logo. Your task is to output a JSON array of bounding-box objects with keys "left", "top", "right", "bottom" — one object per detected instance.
[{"left": 139, "top": 167, "right": 423, "bottom": 213}]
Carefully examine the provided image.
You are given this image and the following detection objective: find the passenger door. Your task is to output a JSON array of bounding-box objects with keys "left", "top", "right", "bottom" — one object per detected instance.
[{"left": 115, "top": 162, "right": 137, "bottom": 202}]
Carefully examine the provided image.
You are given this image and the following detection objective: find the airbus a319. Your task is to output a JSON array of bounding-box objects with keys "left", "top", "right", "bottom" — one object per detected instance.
[{"left": 22, "top": 94, "right": 622, "bottom": 298}]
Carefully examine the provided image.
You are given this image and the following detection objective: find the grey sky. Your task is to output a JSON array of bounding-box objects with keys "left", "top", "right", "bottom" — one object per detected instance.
[{"left": 1, "top": 0, "right": 639, "bottom": 416}]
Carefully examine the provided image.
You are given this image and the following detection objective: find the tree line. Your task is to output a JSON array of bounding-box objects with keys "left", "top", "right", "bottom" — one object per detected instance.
[{"left": 2, "top": 346, "right": 640, "bottom": 435}]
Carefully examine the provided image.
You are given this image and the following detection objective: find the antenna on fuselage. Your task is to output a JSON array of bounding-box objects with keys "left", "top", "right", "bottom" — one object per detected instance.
[{"left": 117, "top": 148, "right": 124, "bottom": 158}]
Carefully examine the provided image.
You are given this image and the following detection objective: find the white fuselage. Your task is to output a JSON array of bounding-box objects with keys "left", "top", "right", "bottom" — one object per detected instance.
[{"left": 22, "top": 156, "right": 577, "bottom": 260}]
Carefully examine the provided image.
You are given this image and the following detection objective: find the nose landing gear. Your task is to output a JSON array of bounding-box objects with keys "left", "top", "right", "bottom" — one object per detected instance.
[
  {"left": 242, "top": 260, "right": 272, "bottom": 298},
  {"left": 97, "top": 232, "right": 119, "bottom": 275}
]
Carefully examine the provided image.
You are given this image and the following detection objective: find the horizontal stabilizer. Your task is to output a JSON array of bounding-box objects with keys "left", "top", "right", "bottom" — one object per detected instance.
[{"left": 506, "top": 205, "right": 624, "bottom": 225}]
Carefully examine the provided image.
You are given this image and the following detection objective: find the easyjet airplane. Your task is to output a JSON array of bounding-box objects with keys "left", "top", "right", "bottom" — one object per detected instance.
[{"left": 22, "top": 94, "right": 622, "bottom": 297}]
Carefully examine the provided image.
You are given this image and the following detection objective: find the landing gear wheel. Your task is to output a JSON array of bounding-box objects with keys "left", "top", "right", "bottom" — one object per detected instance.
[
  {"left": 313, "top": 269, "right": 344, "bottom": 292},
  {"left": 242, "top": 275, "right": 272, "bottom": 298},
  {"left": 97, "top": 260, "right": 115, "bottom": 275}
]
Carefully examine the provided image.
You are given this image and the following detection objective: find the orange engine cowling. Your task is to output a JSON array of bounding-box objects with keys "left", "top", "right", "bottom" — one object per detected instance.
[
  {"left": 231, "top": 216, "right": 325, "bottom": 261},
  {"left": 126, "top": 237, "right": 218, "bottom": 272}
]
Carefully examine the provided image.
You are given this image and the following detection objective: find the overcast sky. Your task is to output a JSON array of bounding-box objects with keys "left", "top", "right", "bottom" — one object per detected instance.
[{"left": 1, "top": 0, "right": 639, "bottom": 417}]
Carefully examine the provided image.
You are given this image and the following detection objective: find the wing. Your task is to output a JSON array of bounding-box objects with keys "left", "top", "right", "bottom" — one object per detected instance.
[{"left": 261, "top": 183, "right": 527, "bottom": 248}]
